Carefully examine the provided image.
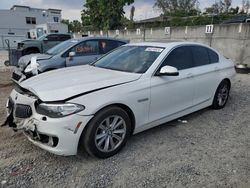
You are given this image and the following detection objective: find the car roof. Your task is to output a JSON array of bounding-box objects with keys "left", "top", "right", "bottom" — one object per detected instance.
[
  {"left": 70, "top": 37, "right": 129, "bottom": 43},
  {"left": 46, "top": 33, "right": 71, "bottom": 35},
  {"left": 125, "top": 41, "right": 211, "bottom": 48}
]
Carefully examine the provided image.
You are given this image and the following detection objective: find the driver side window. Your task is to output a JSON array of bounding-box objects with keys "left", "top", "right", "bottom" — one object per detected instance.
[
  {"left": 160, "top": 46, "right": 194, "bottom": 70},
  {"left": 46, "top": 35, "right": 58, "bottom": 41},
  {"left": 70, "top": 40, "right": 99, "bottom": 56}
]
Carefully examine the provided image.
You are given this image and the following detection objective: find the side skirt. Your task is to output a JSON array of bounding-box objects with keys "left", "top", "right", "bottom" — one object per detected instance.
[{"left": 133, "top": 99, "right": 212, "bottom": 134}]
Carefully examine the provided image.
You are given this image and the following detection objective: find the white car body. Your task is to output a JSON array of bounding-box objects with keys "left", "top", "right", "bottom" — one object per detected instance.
[{"left": 6, "top": 42, "right": 236, "bottom": 156}]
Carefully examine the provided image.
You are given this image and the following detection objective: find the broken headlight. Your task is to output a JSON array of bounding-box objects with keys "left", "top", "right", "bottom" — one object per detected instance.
[{"left": 36, "top": 103, "right": 85, "bottom": 118}]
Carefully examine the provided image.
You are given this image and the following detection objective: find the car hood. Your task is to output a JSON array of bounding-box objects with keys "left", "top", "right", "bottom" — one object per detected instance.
[
  {"left": 19, "top": 39, "right": 37, "bottom": 43},
  {"left": 18, "top": 54, "right": 53, "bottom": 69},
  {"left": 20, "top": 65, "right": 141, "bottom": 102}
]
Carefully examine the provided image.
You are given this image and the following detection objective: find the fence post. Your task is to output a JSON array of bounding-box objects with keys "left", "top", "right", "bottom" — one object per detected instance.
[
  {"left": 1, "top": 35, "right": 4, "bottom": 49},
  {"left": 143, "top": 23, "right": 146, "bottom": 41}
]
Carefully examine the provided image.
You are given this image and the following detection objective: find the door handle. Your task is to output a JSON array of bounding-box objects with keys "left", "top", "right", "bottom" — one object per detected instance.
[{"left": 186, "top": 73, "right": 193, "bottom": 78}]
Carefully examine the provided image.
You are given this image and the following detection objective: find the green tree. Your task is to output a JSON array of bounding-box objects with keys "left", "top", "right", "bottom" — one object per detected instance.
[
  {"left": 155, "top": 0, "right": 200, "bottom": 17},
  {"left": 229, "top": 6, "right": 239, "bottom": 14},
  {"left": 61, "top": 19, "right": 73, "bottom": 32},
  {"left": 72, "top": 20, "right": 82, "bottom": 32},
  {"left": 224, "top": 0, "right": 232, "bottom": 12},
  {"left": 81, "top": 0, "right": 134, "bottom": 31},
  {"left": 205, "top": 0, "right": 234, "bottom": 14},
  {"left": 61, "top": 19, "right": 82, "bottom": 33},
  {"left": 241, "top": 0, "right": 250, "bottom": 14}
]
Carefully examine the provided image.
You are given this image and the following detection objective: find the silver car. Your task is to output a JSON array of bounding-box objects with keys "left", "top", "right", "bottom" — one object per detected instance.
[{"left": 12, "top": 37, "right": 128, "bottom": 82}]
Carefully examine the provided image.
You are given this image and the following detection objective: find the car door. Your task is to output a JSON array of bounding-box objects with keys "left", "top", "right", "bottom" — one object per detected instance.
[
  {"left": 66, "top": 40, "right": 101, "bottom": 67},
  {"left": 149, "top": 46, "right": 196, "bottom": 123},
  {"left": 42, "top": 34, "right": 59, "bottom": 52},
  {"left": 190, "top": 46, "right": 221, "bottom": 105}
]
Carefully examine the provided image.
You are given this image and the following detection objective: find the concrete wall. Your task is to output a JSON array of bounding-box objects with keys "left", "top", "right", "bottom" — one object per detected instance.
[{"left": 87, "top": 23, "right": 250, "bottom": 65}]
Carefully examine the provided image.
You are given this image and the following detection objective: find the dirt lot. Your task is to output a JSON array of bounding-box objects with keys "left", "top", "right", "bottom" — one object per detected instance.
[
  {"left": 0, "top": 51, "right": 8, "bottom": 70},
  {"left": 0, "top": 71, "right": 249, "bottom": 188}
]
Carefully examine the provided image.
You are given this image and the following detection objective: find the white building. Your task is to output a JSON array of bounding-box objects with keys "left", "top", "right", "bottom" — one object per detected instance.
[
  {"left": 0, "top": 5, "right": 68, "bottom": 49},
  {"left": 0, "top": 5, "right": 65, "bottom": 36}
]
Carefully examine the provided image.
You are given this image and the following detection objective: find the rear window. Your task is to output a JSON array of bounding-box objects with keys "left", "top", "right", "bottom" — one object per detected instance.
[
  {"left": 46, "top": 35, "right": 58, "bottom": 41},
  {"left": 59, "top": 35, "right": 71, "bottom": 41},
  {"left": 208, "top": 49, "right": 219, "bottom": 63},
  {"left": 100, "top": 40, "right": 125, "bottom": 54},
  {"left": 191, "top": 46, "right": 210, "bottom": 66},
  {"left": 163, "top": 46, "right": 194, "bottom": 70}
]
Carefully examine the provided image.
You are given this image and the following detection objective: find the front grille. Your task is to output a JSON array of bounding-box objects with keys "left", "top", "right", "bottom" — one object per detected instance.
[
  {"left": 15, "top": 104, "right": 32, "bottom": 118},
  {"left": 12, "top": 72, "right": 22, "bottom": 81}
]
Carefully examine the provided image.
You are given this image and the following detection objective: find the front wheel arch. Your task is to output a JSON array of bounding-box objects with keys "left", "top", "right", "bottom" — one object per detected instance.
[
  {"left": 78, "top": 105, "right": 132, "bottom": 158},
  {"left": 81, "top": 103, "right": 136, "bottom": 138}
]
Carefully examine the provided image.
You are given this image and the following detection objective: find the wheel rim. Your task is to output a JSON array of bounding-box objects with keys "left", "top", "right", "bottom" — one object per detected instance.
[
  {"left": 95, "top": 115, "right": 126, "bottom": 152},
  {"left": 217, "top": 84, "right": 229, "bottom": 106}
]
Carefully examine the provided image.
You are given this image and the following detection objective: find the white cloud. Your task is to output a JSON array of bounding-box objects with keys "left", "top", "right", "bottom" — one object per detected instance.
[
  {"left": 19, "top": 0, "right": 43, "bottom": 7},
  {"left": 62, "top": 9, "right": 81, "bottom": 21}
]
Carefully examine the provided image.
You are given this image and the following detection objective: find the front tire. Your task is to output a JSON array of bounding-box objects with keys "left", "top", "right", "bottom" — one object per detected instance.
[
  {"left": 79, "top": 106, "right": 131, "bottom": 158},
  {"left": 211, "top": 80, "right": 230, "bottom": 109}
]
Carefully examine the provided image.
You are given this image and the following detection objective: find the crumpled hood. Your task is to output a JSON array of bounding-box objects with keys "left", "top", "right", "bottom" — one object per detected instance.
[
  {"left": 20, "top": 65, "right": 141, "bottom": 102},
  {"left": 18, "top": 54, "right": 53, "bottom": 69}
]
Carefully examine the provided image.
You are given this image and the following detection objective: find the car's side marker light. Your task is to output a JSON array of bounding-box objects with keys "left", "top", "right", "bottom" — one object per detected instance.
[{"left": 74, "top": 122, "right": 82, "bottom": 134}]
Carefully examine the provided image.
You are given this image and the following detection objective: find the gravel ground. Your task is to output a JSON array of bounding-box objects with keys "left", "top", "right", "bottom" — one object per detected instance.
[
  {"left": 0, "top": 51, "right": 8, "bottom": 70},
  {"left": 0, "top": 72, "right": 249, "bottom": 188}
]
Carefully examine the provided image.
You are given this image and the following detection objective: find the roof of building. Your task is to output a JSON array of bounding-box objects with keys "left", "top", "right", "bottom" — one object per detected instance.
[
  {"left": 10, "top": 5, "right": 61, "bottom": 12},
  {"left": 11, "top": 5, "right": 30, "bottom": 9}
]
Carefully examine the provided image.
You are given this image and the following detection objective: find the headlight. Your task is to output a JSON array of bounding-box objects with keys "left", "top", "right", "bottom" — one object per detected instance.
[
  {"left": 18, "top": 43, "right": 24, "bottom": 49},
  {"left": 36, "top": 103, "right": 85, "bottom": 118}
]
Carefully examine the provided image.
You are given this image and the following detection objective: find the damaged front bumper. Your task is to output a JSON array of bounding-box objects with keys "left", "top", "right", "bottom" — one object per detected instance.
[
  {"left": 2, "top": 89, "right": 93, "bottom": 156},
  {"left": 12, "top": 68, "right": 34, "bottom": 83}
]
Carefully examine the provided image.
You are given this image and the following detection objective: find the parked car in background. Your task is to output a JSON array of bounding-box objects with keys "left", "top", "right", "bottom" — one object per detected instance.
[
  {"left": 12, "top": 37, "right": 129, "bottom": 82},
  {"left": 4, "top": 33, "right": 72, "bottom": 67},
  {"left": 4, "top": 42, "right": 235, "bottom": 158},
  {"left": 17, "top": 33, "right": 72, "bottom": 55}
]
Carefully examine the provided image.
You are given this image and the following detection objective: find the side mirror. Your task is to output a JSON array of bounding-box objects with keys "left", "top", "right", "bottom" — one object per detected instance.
[
  {"left": 43, "top": 37, "right": 48, "bottom": 41},
  {"left": 156, "top": 65, "right": 179, "bottom": 76},
  {"left": 69, "top": 51, "right": 75, "bottom": 57}
]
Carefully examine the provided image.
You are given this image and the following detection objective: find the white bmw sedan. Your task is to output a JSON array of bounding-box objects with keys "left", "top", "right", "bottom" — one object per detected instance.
[{"left": 4, "top": 42, "right": 235, "bottom": 158}]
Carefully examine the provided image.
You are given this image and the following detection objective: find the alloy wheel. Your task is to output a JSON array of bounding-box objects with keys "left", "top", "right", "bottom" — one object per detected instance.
[
  {"left": 95, "top": 115, "right": 126, "bottom": 152},
  {"left": 217, "top": 84, "right": 229, "bottom": 106}
]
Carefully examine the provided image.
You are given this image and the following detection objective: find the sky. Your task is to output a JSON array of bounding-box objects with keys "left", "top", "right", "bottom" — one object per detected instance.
[{"left": 0, "top": 0, "right": 243, "bottom": 21}]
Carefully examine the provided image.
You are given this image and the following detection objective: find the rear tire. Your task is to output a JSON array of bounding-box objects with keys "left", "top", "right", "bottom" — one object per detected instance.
[
  {"left": 79, "top": 106, "right": 131, "bottom": 158},
  {"left": 211, "top": 80, "right": 230, "bottom": 109}
]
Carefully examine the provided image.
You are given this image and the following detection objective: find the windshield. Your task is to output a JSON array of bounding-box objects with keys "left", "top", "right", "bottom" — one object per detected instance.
[
  {"left": 93, "top": 46, "right": 164, "bottom": 73},
  {"left": 37, "top": 35, "right": 46, "bottom": 41},
  {"left": 46, "top": 40, "right": 78, "bottom": 55}
]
